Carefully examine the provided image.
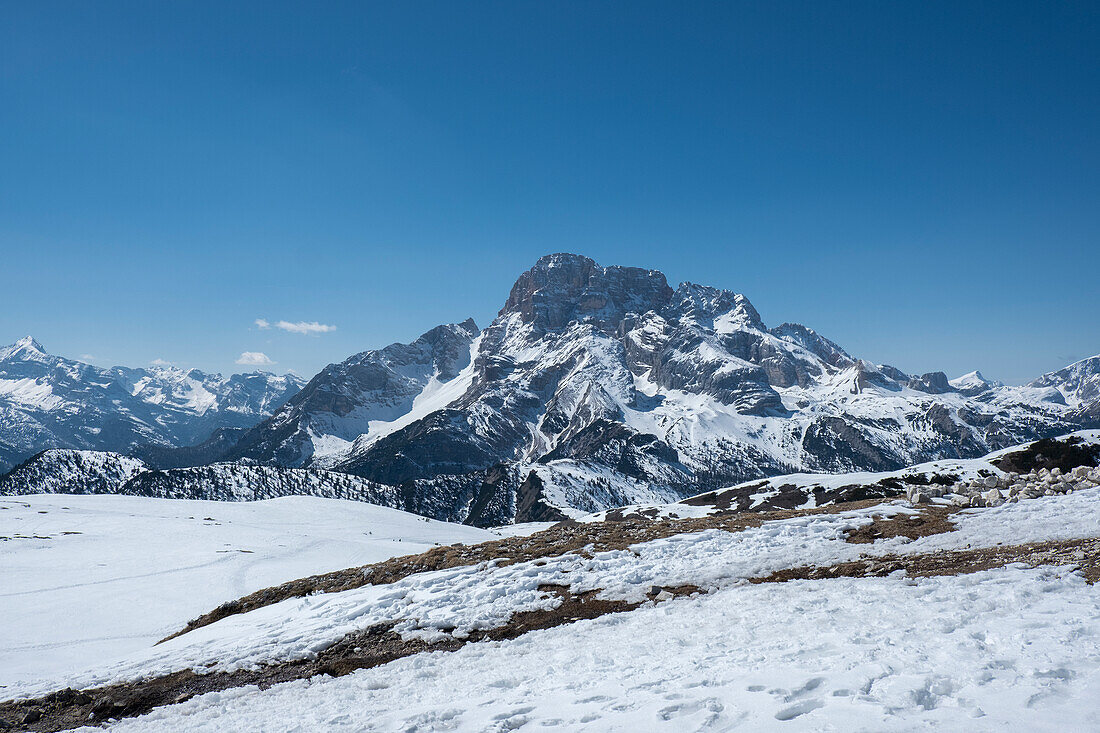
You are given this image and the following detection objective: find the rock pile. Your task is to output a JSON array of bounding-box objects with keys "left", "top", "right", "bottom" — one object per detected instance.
[{"left": 906, "top": 465, "right": 1100, "bottom": 508}]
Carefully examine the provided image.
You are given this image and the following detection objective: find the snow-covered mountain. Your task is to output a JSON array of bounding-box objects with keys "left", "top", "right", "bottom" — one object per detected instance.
[
  {"left": 225, "top": 319, "right": 480, "bottom": 467},
  {"left": 4, "top": 255, "right": 1097, "bottom": 524},
  {"left": 1027, "top": 354, "right": 1100, "bottom": 409},
  {"left": 0, "top": 337, "right": 304, "bottom": 473},
  {"left": 217, "top": 254, "right": 1096, "bottom": 523}
]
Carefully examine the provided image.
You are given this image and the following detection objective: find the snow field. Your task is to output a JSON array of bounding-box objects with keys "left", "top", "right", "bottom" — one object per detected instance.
[
  {"left": 14, "top": 486, "right": 1100, "bottom": 700},
  {"left": 0, "top": 494, "right": 493, "bottom": 692}
]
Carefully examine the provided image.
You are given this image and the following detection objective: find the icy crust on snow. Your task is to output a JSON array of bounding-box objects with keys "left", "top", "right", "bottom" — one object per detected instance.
[
  {"left": 97, "top": 565, "right": 1100, "bottom": 733},
  {"left": 13, "top": 487, "right": 1100, "bottom": 699}
]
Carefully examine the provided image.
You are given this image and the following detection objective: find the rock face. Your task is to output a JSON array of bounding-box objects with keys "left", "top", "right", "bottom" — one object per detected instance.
[
  {"left": 0, "top": 338, "right": 304, "bottom": 473},
  {"left": 225, "top": 319, "right": 479, "bottom": 468},
  {"left": 214, "top": 253, "right": 1097, "bottom": 524}
]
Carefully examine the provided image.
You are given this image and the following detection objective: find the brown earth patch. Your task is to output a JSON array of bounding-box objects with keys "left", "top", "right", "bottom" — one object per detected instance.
[{"left": 845, "top": 504, "right": 962, "bottom": 544}]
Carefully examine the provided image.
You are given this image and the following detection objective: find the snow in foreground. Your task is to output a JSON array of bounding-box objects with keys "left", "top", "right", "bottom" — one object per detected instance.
[
  {"left": 96, "top": 565, "right": 1100, "bottom": 732},
  {"left": 11, "top": 487, "right": 1100, "bottom": 703},
  {"left": 0, "top": 494, "right": 492, "bottom": 691}
]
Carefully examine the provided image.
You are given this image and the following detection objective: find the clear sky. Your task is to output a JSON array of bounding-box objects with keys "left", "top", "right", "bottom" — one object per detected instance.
[{"left": 2, "top": 1, "right": 1097, "bottom": 384}]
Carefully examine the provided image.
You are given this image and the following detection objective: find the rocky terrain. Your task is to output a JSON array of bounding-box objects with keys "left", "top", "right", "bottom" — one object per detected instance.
[
  {"left": 0, "top": 337, "right": 304, "bottom": 474},
  {"left": 907, "top": 464, "right": 1100, "bottom": 507},
  {"left": 578, "top": 431, "right": 1100, "bottom": 522}
]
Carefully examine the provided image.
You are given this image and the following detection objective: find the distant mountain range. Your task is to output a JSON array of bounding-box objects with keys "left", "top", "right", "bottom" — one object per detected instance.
[
  {"left": 0, "top": 337, "right": 303, "bottom": 473},
  {"left": 2, "top": 253, "right": 1098, "bottom": 524}
]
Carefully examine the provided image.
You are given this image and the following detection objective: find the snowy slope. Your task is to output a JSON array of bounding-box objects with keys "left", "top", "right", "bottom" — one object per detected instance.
[
  {"left": 7, "top": 483, "right": 1100, "bottom": 730},
  {"left": 0, "top": 494, "right": 492, "bottom": 691},
  {"left": 9, "top": 484, "right": 1100, "bottom": 696},
  {"left": 99, "top": 566, "right": 1100, "bottom": 732},
  {"left": 226, "top": 321, "right": 479, "bottom": 467}
]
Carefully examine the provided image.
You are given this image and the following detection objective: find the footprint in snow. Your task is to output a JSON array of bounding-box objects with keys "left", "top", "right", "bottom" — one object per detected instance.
[
  {"left": 656, "top": 698, "right": 724, "bottom": 721},
  {"left": 774, "top": 698, "right": 824, "bottom": 721}
]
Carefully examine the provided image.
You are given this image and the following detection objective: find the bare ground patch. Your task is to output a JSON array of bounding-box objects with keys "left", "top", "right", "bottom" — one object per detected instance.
[{"left": 844, "top": 504, "right": 961, "bottom": 544}]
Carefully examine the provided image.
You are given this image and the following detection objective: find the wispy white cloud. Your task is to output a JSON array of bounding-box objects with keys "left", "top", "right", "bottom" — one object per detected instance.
[
  {"left": 78, "top": 354, "right": 96, "bottom": 363},
  {"left": 275, "top": 320, "right": 337, "bottom": 335},
  {"left": 253, "top": 318, "right": 336, "bottom": 335},
  {"left": 150, "top": 358, "right": 174, "bottom": 367},
  {"left": 236, "top": 351, "right": 276, "bottom": 366}
]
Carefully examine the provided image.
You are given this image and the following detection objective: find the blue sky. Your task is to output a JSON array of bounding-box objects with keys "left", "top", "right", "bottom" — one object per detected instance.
[{"left": 2, "top": 1, "right": 1097, "bottom": 384}]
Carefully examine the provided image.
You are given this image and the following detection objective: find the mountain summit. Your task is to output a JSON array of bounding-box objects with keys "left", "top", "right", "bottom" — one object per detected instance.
[{"left": 214, "top": 254, "right": 1095, "bottom": 523}]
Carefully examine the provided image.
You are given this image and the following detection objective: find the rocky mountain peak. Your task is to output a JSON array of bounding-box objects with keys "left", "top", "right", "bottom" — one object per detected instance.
[
  {"left": 908, "top": 371, "right": 955, "bottom": 394},
  {"left": 424, "top": 318, "right": 479, "bottom": 344},
  {"left": 769, "top": 323, "right": 853, "bottom": 368},
  {"left": 666, "top": 283, "right": 764, "bottom": 332},
  {"left": 1028, "top": 355, "right": 1100, "bottom": 408},
  {"left": 501, "top": 253, "right": 672, "bottom": 331},
  {"left": 1, "top": 336, "right": 47, "bottom": 361}
]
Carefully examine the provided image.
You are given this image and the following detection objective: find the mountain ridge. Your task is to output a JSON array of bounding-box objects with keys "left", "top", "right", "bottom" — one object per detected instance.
[
  {"left": 0, "top": 338, "right": 305, "bottom": 473},
  {"left": 183, "top": 254, "right": 1099, "bottom": 522},
  {"left": 3, "top": 254, "right": 1096, "bottom": 524}
]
